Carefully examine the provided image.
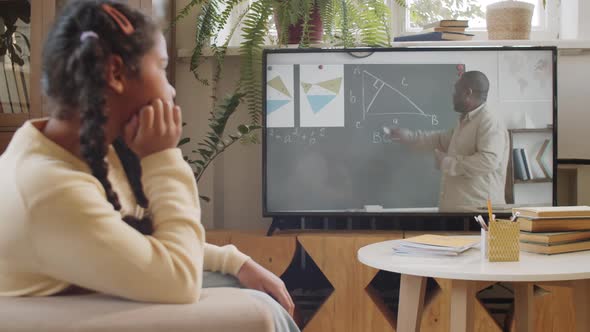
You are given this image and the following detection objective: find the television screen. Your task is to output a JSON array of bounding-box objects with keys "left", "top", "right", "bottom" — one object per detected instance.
[{"left": 263, "top": 47, "right": 556, "bottom": 216}]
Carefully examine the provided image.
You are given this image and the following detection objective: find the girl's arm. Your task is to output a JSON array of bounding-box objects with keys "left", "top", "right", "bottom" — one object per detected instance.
[
  {"left": 26, "top": 148, "right": 204, "bottom": 304},
  {"left": 204, "top": 243, "right": 250, "bottom": 275}
]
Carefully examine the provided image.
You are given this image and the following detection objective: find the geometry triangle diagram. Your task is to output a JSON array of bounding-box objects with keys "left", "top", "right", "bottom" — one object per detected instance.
[
  {"left": 267, "top": 100, "right": 290, "bottom": 114},
  {"left": 268, "top": 76, "right": 292, "bottom": 98},
  {"left": 307, "top": 95, "right": 336, "bottom": 114},
  {"left": 301, "top": 82, "right": 313, "bottom": 94},
  {"left": 362, "top": 70, "right": 430, "bottom": 118},
  {"left": 317, "top": 77, "right": 342, "bottom": 94}
]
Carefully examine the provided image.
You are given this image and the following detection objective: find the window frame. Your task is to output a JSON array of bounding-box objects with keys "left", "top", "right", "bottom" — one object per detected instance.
[{"left": 389, "top": 0, "right": 560, "bottom": 40}]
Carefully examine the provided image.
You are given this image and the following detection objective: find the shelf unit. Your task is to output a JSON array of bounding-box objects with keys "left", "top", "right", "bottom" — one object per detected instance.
[
  {"left": 506, "top": 128, "right": 554, "bottom": 204},
  {"left": 514, "top": 177, "right": 552, "bottom": 184},
  {"left": 176, "top": 39, "right": 590, "bottom": 59}
]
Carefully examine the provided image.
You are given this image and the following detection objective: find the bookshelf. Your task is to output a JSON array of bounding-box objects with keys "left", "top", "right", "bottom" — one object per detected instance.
[
  {"left": 506, "top": 128, "right": 554, "bottom": 204},
  {"left": 514, "top": 178, "right": 552, "bottom": 184}
]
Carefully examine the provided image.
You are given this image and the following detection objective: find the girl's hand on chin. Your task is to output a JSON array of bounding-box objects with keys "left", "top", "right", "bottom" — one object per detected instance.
[{"left": 124, "top": 99, "right": 182, "bottom": 159}]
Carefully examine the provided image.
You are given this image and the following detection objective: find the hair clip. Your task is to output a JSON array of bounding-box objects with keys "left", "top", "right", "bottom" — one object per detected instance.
[
  {"left": 101, "top": 4, "right": 135, "bottom": 35},
  {"left": 80, "top": 31, "right": 99, "bottom": 42}
]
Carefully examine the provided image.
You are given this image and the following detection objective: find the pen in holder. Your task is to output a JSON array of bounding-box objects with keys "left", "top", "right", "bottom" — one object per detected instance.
[{"left": 487, "top": 219, "right": 520, "bottom": 262}]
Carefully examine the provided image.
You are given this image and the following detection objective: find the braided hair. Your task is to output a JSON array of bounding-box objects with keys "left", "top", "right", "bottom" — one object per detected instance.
[{"left": 42, "top": 0, "right": 157, "bottom": 235}]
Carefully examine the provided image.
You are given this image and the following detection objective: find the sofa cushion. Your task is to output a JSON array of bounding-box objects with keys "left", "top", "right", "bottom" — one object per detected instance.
[{"left": 0, "top": 287, "right": 274, "bottom": 332}]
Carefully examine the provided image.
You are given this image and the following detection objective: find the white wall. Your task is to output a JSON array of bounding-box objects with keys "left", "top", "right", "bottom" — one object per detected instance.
[
  {"left": 560, "top": 0, "right": 590, "bottom": 40},
  {"left": 558, "top": 52, "right": 590, "bottom": 160},
  {"left": 174, "top": 0, "right": 590, "bottom": 230},
  {"left": 174, "top": 0, "right": 217, "bottom": 229},
  {"left": 554, "top": 0, "right": 590, "bottom": 160}
]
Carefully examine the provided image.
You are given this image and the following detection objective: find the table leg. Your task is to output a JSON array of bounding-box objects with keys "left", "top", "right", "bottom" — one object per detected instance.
[
  {"left": 450, "top": 280, "right": 476, "bottom": 332},
  {"left": 397, "top": 274, "right": 426, "bottom": 332},
  {"left": 572, "top": 279, "right": 590, "bottom": 332},
  {"left": 513, "top": 282, "right": 534, "bottom": 332}
]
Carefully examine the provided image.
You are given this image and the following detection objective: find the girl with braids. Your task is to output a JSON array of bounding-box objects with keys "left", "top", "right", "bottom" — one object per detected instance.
[{"left": 0, "top": 1, "right": 298, "bottom": 331}]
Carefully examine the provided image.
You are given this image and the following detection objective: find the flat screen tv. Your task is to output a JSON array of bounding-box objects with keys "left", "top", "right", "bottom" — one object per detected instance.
[{"left": 263, "top": 47, "right": 557, "bottom": 217}]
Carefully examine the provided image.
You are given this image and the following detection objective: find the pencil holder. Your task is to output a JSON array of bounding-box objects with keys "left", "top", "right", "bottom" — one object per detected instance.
[
  {"left": 487, "top": 219, "right": 520, "bottom": 262},
  {"left": 480, "top": 228, "right": 488, "bottom": 259}
]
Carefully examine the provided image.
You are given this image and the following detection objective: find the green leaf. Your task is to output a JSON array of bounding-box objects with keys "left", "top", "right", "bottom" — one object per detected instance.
[
  {"left": 171, "top": 0, "right": 208, "bottom": 29},
  {"left": 198, "top": 141, "right": 217, "bottom": 150},
  {"left": 394, "top": 0, "right": 406, "bottom": 7},
  {"left": 237, "top": 124, "right": 251, "bottom": 134},
  {"left": 177, "top": 137, "right": 191, "bottom": 146},
  {"left": 198, "top": 149, "right": 213, "bottom": 158},
  {"left": 238, "top": 0, "right": 272, "bottom": 125}
]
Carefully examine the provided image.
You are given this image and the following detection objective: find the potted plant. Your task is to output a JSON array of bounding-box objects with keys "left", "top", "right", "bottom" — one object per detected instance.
[
  {"left": 173, "top": 0, "right": 398, "bottom": 194},
  {"left": 273, "top": 0, "right": 395, "bottom": 47},
  {"left": 273, "top": 0, "right": 324, "bottom": 45}
]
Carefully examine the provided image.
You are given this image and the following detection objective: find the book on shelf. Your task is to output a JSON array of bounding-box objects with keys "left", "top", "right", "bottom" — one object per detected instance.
[
  {"left": 520, "top": 239, "right": 590, "bottom": 255},
  {"left": 394, "top": 31, "right": 474, "bottom": 42},
  {"left": 513, "top": 148, "right": 528, "bottom": 180},
  {"left": 513, "top": 206, "right": 590, "bottom": 219},
  {"left": 537, "top": 139, "right": 552, "bottom": 179},
  {"left": 422, "top": 19, "right": 469, "bottom": 29},
  {"left": 520, "top": 230, "right": 590, "bottom": 245},
  {"left": 393, "top": 234, "right": 479, "bottom": 256},
  {"left": 520, "top": 148, "right": 534, "bottom": 180}
]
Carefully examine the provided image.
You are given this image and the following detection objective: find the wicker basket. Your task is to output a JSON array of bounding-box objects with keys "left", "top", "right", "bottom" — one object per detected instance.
[
  {"left": 487, "top": 219, "right": 520, "bottom": 262},
  {"left": 486, "top": 1, "right": 534, "bottom": 40}
]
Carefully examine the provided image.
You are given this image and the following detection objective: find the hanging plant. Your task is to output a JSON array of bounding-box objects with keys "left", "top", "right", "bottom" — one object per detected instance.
[{"left": 0, "top": 0, "right": 31, "bottom": 66}]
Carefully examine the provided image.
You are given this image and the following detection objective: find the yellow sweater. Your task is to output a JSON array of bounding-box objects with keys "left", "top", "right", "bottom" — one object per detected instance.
[{"left": 0, "top": 120, "right": 249, "bottom": 303}]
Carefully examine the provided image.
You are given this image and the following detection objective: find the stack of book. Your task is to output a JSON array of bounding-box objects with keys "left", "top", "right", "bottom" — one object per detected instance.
[
  {"left": 393, "top": 234, "right": 479, "bottom": 256},
  {"left": 394, "top": 20, "right": 474, "bottom": 42},
  {"left": 514, "top": 206, "right": 590, "bottom": 254},
  {"left": 423, "top": 19, "right": 470, "bottom": 33}
]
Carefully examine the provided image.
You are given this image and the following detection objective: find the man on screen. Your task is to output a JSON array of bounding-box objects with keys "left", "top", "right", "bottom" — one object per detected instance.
[{"left": 387, "top": 71, "right": 509, "bottom": 212}]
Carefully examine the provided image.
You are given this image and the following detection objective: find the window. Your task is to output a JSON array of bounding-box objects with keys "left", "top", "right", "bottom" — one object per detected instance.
[
  {"left": 1, "top": 1, "right": 32, "bottom": 115},
  {"left": 390, "top": 0, "right": 559, "bottom": 39},
  {"left": 215, "top": 1, "right": 277, "bottom": 48}
]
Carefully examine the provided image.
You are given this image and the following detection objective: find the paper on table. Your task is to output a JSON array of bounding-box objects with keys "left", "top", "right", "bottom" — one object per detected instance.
[
  {"left": 401, "top": 234, "right": 479, "bottom": 251},
  {"left": 393, "top": 245, "right": 461, "bottom": 256}
]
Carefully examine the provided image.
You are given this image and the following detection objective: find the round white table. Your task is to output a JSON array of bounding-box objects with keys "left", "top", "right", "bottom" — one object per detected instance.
[{"left": 358, "top": 238, "right": 590, "bottom": 332}]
